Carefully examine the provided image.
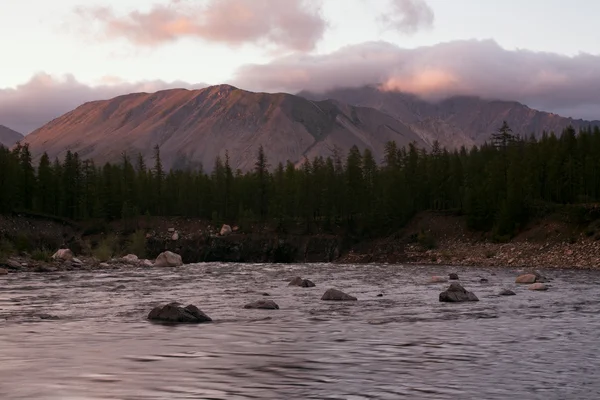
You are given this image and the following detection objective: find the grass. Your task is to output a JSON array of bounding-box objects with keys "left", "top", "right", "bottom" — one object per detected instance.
[
  {"left": 31, "top": 247, "right": 53, "bottom": 262},
  {"left": 92, "top": 234, "right": 118, "bottom": 262},
  {"left": 125, "top": 230, "right": 147, "bottom": 258}
]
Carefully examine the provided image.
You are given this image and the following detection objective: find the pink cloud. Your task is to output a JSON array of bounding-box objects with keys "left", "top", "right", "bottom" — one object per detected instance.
[{"left": 75, "top": 0, "right": 327, "bottom": 52}]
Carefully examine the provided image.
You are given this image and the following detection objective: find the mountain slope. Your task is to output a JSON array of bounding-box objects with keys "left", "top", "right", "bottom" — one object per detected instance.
[
  {"left": 0, "top": 125, "right": 24, "bottom": 147},
  {"left": 299, "top": 86, "right": 600, "bottom": 148},
  {"left": 23, "top": 85, "right": 428, "bottom": 171}
]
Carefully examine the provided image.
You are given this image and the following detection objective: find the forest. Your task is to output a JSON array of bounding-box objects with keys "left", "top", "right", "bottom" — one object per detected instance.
[{"left": 1, "top": 122, "right": 600, "bottom": 240}]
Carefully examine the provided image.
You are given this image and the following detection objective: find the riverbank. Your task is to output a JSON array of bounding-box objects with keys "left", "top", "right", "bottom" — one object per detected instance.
[{"left": 1, "top": 211, "right": 599, "bottom": 272}]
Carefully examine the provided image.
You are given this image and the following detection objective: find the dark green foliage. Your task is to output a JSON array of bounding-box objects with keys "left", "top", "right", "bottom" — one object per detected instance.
[{"left": 1, "top": 124, "right": 600, "bottom": 239}]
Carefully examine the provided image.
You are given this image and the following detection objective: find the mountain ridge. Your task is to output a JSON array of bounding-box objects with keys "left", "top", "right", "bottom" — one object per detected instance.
[{"left": 0, "top": 125, "right": 24, "bottom": 147}]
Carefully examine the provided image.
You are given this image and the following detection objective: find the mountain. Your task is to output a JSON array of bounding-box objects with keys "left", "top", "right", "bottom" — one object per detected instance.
[
  {"left": 0, "top": 125, "right": 24, "bottom": 147},
  {"left": 23, "top": 84, "right": 428, "bottom": 171},
  {"left": 299, "top": 86, "right": 600, "bottom": 149}
]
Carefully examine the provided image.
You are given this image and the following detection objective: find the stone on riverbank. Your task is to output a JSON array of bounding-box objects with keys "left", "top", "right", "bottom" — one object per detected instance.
[
  {"left": 52, "top": 249, "right": 74, "bottom": 262},
  {"left": 244, "top": 299, "right": 279, "bottom": 310},
  {"left": 220, "top": 224, "right": 232, "bottom": 236},
  {"left": 439, "top": 283, "right": 479, "bottom": 302},
  {"left": 321, "top": 288, "right": 357, "bottom": 301},
  {"left": 121, "top": 254, "right": 140, "bottom": 265},
  {"left": 148, "top": 303, "right": 212, "bottom": 323},
  {"left": 153, "top": 251, "right": 183, "bottom": 267}
]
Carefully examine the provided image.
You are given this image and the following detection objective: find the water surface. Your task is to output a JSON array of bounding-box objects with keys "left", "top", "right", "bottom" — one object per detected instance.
[{"left": 1, "top": 263, "right": 599, "bottom": 399}]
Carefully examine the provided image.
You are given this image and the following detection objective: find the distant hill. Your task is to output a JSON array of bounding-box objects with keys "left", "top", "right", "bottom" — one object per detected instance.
[
  {"left": 23, "top": 84, "right": 428, "bottom": 171},
  {"left": 299, "top": 86, "right": 600, "bottom": 149},
  {"left": 0, "top": 125, "right": 24, "bottom": 147}
]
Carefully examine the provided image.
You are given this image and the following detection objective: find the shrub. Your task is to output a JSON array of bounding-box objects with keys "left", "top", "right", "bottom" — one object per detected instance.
[
  {"left": 0, "top": 239, "right": 15, "bottom": 262},
  {"left": 31, "top": 247, "right": 53, "bottom": 262},
  {"left": 417, "top": 230, "right": 437, "bottom": 250},
  {"left": 92, "top": 234, "right": 118, "bottom": 262},
  {"left": 125, "top": 230, "right": 147, "bottom": 258}
]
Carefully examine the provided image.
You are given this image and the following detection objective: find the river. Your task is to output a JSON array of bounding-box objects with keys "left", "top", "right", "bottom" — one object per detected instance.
[{"left": 1, "top": 263, "right": 599, "bottom": 399}]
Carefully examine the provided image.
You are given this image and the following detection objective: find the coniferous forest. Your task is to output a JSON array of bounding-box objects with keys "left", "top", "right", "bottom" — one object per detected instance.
[{"left": 1, "top": 122, "right": 600, "bottom": 240}]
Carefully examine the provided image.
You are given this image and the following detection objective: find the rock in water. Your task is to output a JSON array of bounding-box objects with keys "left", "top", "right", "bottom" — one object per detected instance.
[
  {"left": 288, "top": 277, "right": 316, "bottom": 287},
  {"left": 449, "top": 273, "right": 459, "bottom": 280},
  {"left": 528, "top": 283, "right": 548, "bottom": 291},
  {"left": 0, "top": 268, "right": 8, "bottom": 275},
  {"left": 153, "top": 251, "right": 183, "bottom": 267},
  {"left": 148, "top": 303, "right": 212, "bottom": 323},
  {"left": 244, "top": 300, "right": 280, "bottom": 310},
  {"left": 52, "top": 248, "right": 74, "bottom": 261},
  {"left": 220, "top": 224, "right": 232, "bottom": 236},
  {"left": 515, "top": 274, "right": 537, "bottom": 284},
  {"left": 321, "top": 288, "right": 357, "bottom": 301},
  {"left": 439, "top": 283, "right": 479, "bottom": 302},
  {"left": 499, "top": 289, "right": 516, "bottom": 296}
]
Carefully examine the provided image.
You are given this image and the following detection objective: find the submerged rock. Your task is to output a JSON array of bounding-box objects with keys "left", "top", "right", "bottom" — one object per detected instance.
[
  {"left": 148, "top": 303, "right": 212, "bottom": 323},
  {"left": 439, "top": 283, "right": 479, "bottom": 302},
  {"left": 153, "top": 251, "right": 183, "bottom": 267},
  {"left": 449, "top": 273, "right": 459, "bottom": 280},
  {"left": 430, "top": 276, "right": 448, "bottom": 283},
  {"left": 528, "top": 283, "right": 549, "bottom": 291},
  {"left": 38, "top": 313, "right": 60, "bottom": 320},
  {"left": 321, "top": 288, "right": 357, "bottom": 301},
  {"left": 499, "top": 289, "right": 516, "bottom": 296},
  {"left": 515, "top": 274, "right": 537, "bottom": 284},
  {"left": 244, "top": 299, "right": 279, "bottom": 310},
  {"left": 480, "top": 278, "right": 489, "bottom": 283},
  {"left": 288, "top": 276, "right": 316, "bottom": 287}
]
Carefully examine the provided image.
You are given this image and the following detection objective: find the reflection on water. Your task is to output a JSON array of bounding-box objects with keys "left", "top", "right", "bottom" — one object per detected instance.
[{"left": 1, "top": 263, "right": 600, "bottom": 399}]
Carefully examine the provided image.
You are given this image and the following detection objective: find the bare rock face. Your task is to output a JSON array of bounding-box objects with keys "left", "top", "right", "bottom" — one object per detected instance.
[
  {"left": 528, "top": 283, "right": 548, "bottom": 291},
  {"left": 148, "top": 303, "right": 212, "bottom": 323},
  {"left": 153, "top": 251, "right": 183, "bottom": 267},
  {"left": 220, "top": 225, "right": 232, "bottom": 236},
  {"left": 52, "top": 249, "right": 74, "bottom": 262},
  {"left": 516, "top": 274, "right": 537, "bottom": 284},
  {"left": 288, "top": 277, "right": 316, "bottom": 287},
  {"left": 321, "top": 288, "right": 357, "bottom": 301},
  {"left": 439, "top": 283, "right": 479, "bottom": 302},
  {"left": 244, "top": 300, "right": 280, "bottom": 310}
]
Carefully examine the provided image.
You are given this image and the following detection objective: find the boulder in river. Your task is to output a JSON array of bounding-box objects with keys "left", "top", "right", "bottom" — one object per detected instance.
[
  {"left": 121, "top": 254, "right": 140, "bottom": 265},
  {"left": 153, "top": 251, "right": 183, "bottom": 267},
  {"left": 430, "top": 276, "right": 448, "bottom": 283},
  {"left": 449, "top": 273, "right": 459, "bottom": 280},
  {"left": 220, "top": 224, "right": 232, "bottom": 236},
  {"left": 321, "top": 288, "right": 357, "bottom": 301},
  {"left": 244, "top": 299, "right": 280, "bottom": 310},
  {"left": 0, "top": 268, "right": 8, "bottom": 275},
  {"left": 439, "top": 283, "right": 479, "bottom": 302},
  {"left": 52, "top": 249, "right": 74, "bottom": 262},
  {"left": 528, "top": 283, "right": 548, "bottom": 291},
  {"left": 499, "top": 289, "right": 516, "bottom": 296},
  {"left": 141, "top": 259, "right": 154, "bottom": 267},
  {"left": 148, "top": 303, "right": 212, "bottom": 323},
  {"left": 515, "top": 274, "right": 537, "bottom": 284},
  {"left": 288, "top": 276, "right": 316, "bottom": 287}
]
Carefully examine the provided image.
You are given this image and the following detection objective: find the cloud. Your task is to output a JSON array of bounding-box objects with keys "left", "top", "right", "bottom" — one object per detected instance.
[
  {"left": 232, "top": 39, "right": 600, "bottom": 120},
  {"left": 379, "top": 0, "right": 434, "bottom": 34},
  {"left": 0, "top": 74, "right": 206, "bottom": 134},
  {"left": 75, "top": 0, "right": 326, "bottom": 52}
]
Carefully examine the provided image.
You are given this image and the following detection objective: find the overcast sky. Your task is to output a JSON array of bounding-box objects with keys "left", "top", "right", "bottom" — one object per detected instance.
[{"left": 2, "top": 0, "right": 600, "bottom": 133}]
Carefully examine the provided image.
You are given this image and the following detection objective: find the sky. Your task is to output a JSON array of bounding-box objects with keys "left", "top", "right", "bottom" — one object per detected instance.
[{"left": 1, "top": 0, "right": 600, "bottom": 133}]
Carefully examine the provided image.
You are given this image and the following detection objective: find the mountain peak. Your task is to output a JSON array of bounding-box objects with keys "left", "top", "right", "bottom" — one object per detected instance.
[{"left": 0, "top": 125, "right": 24, "bottom": 147}]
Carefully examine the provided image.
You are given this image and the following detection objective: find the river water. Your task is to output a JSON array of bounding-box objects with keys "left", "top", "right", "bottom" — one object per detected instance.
[{"left": 1, "top": 263, "right": 600, "bottom": 399}]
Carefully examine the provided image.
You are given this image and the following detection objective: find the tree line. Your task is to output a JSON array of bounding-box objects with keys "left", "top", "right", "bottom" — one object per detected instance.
[{"left": 1, "top": 122, "right": 600, "bottom": 239}]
